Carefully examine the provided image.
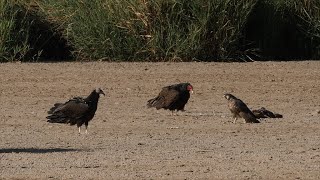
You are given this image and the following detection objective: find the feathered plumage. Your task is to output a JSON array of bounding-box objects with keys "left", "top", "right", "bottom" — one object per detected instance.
[
  {"left": 46, "top": 88, "right": 105, "bottom": 133},
  {"left": 252, "top": 107, "right": 283, "bottom": 118},
  {"left": 224, "top": 93, "right": 260, "bottom": 123},
  {"left": 147, "top": 83, "right": 193, "bottom": 111}
]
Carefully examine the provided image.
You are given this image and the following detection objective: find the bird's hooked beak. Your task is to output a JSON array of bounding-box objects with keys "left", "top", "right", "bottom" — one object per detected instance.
[
  {"left": 96, "top": 88, "right": 105, "bottom": 96},
  {"left": 100, "top": 91, "right": 106, "bottom": 96},
  {"left": 224, "top": 94, "right": 232, "bottom": 100},
  {"left": 187, "top": 84, "right": 193, "bottom": 94},
  {"left": 223, "top": 94, "right": 228, "bottom": 99},
  {"left": 95, "top": 88, "right": 106, "bottom": 96}
]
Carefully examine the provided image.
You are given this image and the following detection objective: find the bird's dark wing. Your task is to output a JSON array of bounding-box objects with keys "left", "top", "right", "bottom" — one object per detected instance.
[
  {"left": 47, "top": 103, "right": 64, "bottom": 114},
  {"left": 253, "top": 107, "right": 283, "bottom": 118},
  {"left": 55, "top": 100, "right": 89, "bottom": 118},
  {"left": 47, "top": 98, "right": 89, "bottom": 124},
  {"left": 234, "top": 100, "right": 260, "bottom": 123},
  {"left": 147, "top": 87, "right": 180, "bottom": 109},
  {"left": 260, "top": 108, "right": 276, "bottom": 118},
  {"left": 274, "top": 113, "right": 283, "bottom": 118},
  {"left": 252, "top": 109, "right": 267, "bottom": 118}
]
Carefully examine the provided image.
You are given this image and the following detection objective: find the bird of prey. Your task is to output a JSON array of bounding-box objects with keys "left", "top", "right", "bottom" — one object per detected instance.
[
  {"left": 147, "top": 83, "right": 193, "bottom": 112},
  {"left": 252, "top": 107, "right": 283, "bottom": 118},
  {"left": 223, "top": 93, "right": 260, "bottom": 123},
  {"left": 46, "top": 88, "right": 105, "bottom": 134}
]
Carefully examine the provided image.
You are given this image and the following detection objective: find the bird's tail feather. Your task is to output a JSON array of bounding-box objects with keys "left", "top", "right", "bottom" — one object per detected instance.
[
  {"left": 274, "top": 113, "right": 283, "bottom": 118},
  {"left": 147, "top": 97, "right": 163, "bottom": 109},
  {"left": 240, "top": 112, "right": 260, "bottom": 123},
  {"left": 47, "top": 103, "right": 63, "bottom": 114},
  {"left": 147, "top": 97, "right": 158, "bottom": 108},
  {"left": 46, "top": 114, "right": 70, "bottom": 124}
]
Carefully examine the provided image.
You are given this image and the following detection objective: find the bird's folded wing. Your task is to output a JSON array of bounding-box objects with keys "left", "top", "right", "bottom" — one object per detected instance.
[
  {"left": 148, "top": 87, "right": 179, "bottom": 109},
  {"left": 55, "top": 100, "right": 89, "bottom": 118},
  {"left": 234, "top": 100, "right": 259, "bottom": 122},
  {"left": 157, "top": 88, "right": 179, "bottom": 108},
  {"left": 239, "top": 111, "right": 259, "bottom": 122},
  {"left": 233, "top": 100, "right": 251, "bottom": 113}
]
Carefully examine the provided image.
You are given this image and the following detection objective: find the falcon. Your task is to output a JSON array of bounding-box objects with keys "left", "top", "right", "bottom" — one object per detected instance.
[{"left": 223, "top": 93, "right": 260, "bottom": 123}]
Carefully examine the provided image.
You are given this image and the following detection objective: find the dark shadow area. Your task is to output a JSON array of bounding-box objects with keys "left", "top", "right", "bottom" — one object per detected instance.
[
  {"left": 14, "top": 5, "right": 73, "bottom": 61},
  {"left": 243, "top": 1, "right": 315, "bottom": 61},
  {"left": 0, "top": 148, "right": 82, "bottom": 154}
]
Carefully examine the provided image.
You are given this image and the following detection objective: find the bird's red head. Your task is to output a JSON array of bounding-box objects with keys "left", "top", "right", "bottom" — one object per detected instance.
[{"left": 187, "top": 84, "right": 193, "bottom": 94}]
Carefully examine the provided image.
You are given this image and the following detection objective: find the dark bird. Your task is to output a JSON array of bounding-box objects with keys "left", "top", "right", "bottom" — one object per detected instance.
[
  {"left": 147, "top": 83, "right": 193, "bottom": 112},
  {"left": 252, "top": 107, "right": 283, "bottom": 118},
  {"left": 223, "top": 93, "right": 260, "bottom": 123},
  {"left": 46, "top": 88, "right": 105, "bottom": 134}
]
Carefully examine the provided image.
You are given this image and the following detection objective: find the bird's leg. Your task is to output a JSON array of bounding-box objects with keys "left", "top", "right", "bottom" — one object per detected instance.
[
  {"left": 173, "top": 110, "right": 179, "bottom": 116},
  {"left": 78, "top": 126, "right": 81, "bottom": 134},
  {"left": 176, "top": 110, "right": 184, "bottom": 116},
  {"left": 233, "top": 117, "right": 237, "bottom": 124},
  {"left": 232, "top": 114, "right": 237, "bottom": 123},
  {"left": 85, "top": 122, "right": 88, "bottom": 134}
]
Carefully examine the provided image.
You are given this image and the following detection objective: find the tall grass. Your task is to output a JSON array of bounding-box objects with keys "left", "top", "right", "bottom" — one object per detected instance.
[
  {"left": 0, "top": 0, "right": 31, "bottom": 62},
  {"left": 292, "top": 0, "right": 320, "bottom": 59},
  {"left": 146, "top": 0, "right": 257, "bottom": 61},
  {"left": 39, "top": 0, "right": 257, "bottom": 61},
  {"left": 244, "top": 0, "right": 320, "bottom": 60},
  {"left": 274, "top": 0, "right": 320, "bottom": 59},
  {"left": 1, "top": 0, "right": 320, "bottom": 61}
]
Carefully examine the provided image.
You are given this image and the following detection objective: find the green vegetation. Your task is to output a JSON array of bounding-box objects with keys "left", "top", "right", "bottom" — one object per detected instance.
[
  {"left": 0, "top": 0, "right": 30, "bottom": 61},
  {"left": 293, "top": 0, "right": 320, "bottom": 59},
  {"left": 0, "top": 0, "right": 319, "bottom": 62},
  {"left": 244, "top": 0, "right": 320, "bottom": 60},
  {"left": 38, "top": 0, "right": 257, "bottom": 61}
]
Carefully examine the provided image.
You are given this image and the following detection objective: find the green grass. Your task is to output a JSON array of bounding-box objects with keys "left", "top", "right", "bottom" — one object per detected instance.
[
  {"left": 292, "top": 0, "right": 320, "bottom": 59},
  {"left": 38, "top": 0, "right": 257, "bottom": 61},
  {"left": 1, "top": 0, "right": 320, "bottom": 61},
  {"left": 243, "top": 0, "right": 320, "bottom": 60},
  {"left": 0, "top": 0, "right": 34, "bottom": 62}
]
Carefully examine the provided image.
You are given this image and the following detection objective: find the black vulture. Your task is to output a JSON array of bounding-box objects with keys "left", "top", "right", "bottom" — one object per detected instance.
[
  {"left": 147, "top": 83, "right": 193, "bottom": 112},
  {"left": 46, "top": 88, "right": 105, "bottom": 133},
  {"left": 223, "top": 93, "right": 260, "bottom": 123}
]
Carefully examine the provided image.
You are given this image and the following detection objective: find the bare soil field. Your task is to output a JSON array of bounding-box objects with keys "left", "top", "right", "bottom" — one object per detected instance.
[{"left": 0, "top": 61, "right": 319, "bottom": 179}]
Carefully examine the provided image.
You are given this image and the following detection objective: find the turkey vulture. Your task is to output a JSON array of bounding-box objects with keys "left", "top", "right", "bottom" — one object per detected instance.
[
  {"left": 223, "top": 93, "right": 260, "bottom": 123},
  {"left": 46, "top": 88, "right": 105, "bottom": 133},
  {"left": 147, "top": 83, "right": 193, "bottom": 112},
  {"left": 252, "top": 107, "right": 283, "bottom": 118}
]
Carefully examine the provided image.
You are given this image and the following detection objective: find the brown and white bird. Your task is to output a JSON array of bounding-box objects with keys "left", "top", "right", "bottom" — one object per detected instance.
[
  {"left": 223, "top": 93, "right": 260, "bottom": 123},
  {"left": 147, "top": 83, "right": 193, "bottom": 112},
  {"left": 46, "top": 88, "right": 105, "bottom": 134}
]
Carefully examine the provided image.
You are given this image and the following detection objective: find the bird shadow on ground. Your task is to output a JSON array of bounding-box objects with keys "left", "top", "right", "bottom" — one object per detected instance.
[{"left": 0, "top": 148, "right": 83, "bottom": 154}]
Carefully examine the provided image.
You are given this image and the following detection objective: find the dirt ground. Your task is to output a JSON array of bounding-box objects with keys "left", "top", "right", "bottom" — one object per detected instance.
[{"left": 0, "top": 61, "right": 319, "bottom": 179}]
